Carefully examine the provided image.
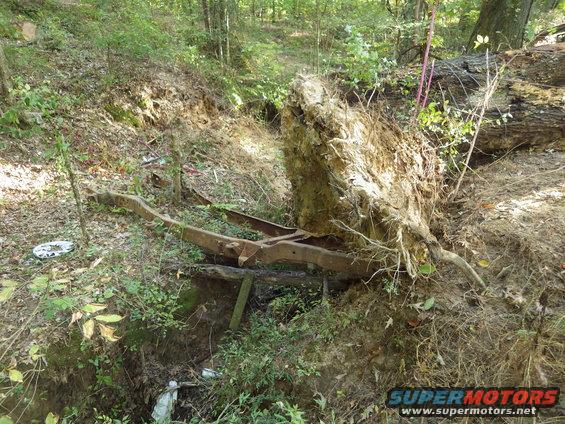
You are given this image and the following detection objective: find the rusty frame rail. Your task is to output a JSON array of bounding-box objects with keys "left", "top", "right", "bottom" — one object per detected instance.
[
  {"left": 89, "top": 190, "right": 376, "bottom": 277},
  {"left": 150, "top": 172, "right": 344, "bottom": 249},
  {"left": 150, "top": 173, "right": 297, "bottom": 237}
]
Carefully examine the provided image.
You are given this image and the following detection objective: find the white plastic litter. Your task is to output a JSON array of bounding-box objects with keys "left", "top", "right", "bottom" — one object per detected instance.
[
  {"left": 201, "top": 368, "right": 222, "bottom": 379},
  {"left": 151, "top": 380, "right": 179, "bottom": 424},
  {"left": 32, "top": 241, "right": 74, "bottom": 259}
]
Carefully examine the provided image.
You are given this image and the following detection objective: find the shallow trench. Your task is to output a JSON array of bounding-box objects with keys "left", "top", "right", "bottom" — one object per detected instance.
[{"left": 13, "top": 276, "right": 242, "bottom": 423}]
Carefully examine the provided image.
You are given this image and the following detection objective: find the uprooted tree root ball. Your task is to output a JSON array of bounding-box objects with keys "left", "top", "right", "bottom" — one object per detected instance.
[{"left": 282, "top": 75, "right": 484, "bottom": 288}]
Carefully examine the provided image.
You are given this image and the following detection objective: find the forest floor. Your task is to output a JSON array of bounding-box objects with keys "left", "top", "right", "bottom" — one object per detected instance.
[{"left": 1, "top": 5, "right": 564, "bottom": 424}]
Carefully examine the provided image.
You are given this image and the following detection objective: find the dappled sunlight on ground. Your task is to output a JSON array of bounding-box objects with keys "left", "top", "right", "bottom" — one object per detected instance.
[
  {"left": 495, "top": 185, "right": 564, "bottom": 218},
  {"left": 0, "top": 160, "right": 57, "bottom": 202}
]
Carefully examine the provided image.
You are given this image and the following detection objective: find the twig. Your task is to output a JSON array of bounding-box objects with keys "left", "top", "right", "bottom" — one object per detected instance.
[
  {"left": 58, "top": 135, "right": 90, "bottom": 245},
  {"left": 413, "top": 1, "right": 438, "bottom": 117},
  {"left": 170, "top": 132, "right": 183, "bottom": 204},
  {"left": 451, "top": 49, "right": 500, "bottom": 198},
  {"left": 421, "top": 59, "right": 435, "bottom": 108}
]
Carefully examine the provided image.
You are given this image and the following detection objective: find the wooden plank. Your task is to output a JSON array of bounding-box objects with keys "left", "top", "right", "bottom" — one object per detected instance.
[{"left": 229, "top": 273, "right": 254, "bottom": 330}]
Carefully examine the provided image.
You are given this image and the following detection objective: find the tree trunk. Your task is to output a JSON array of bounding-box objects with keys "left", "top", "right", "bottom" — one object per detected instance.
[
  {"left": 375, "top": 43, "right": 565, "bottom": 152},
  {"left": 0, "top": 43, "right": 11, "bottom": 106},
  {"left": 201, "top": 0, "right": 211, "bottom": 34},
  {"left": 468, "top": 0, "right": 534, "bottom": 51},
  {"left": 540, "top": 0, "right": 559, "bottom": 11},
  {"left": 271, "top": 0, "right": 276, "bottom": 22},
  {"left": 225, "top": 0, "right": 230, "bottom": 66},
  {"left": 397, "top": 0, "right": 425, "bottom": 63},
  {"left": 315, "top": 0, "right": 320, "bottom": 73},
  {"left": 427, "top": 43, "right": 564, "bottom": 152}
]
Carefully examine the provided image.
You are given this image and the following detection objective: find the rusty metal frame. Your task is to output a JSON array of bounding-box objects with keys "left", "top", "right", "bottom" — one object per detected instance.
[
  {"left": 150, "top": 172, "right": 343, "bottom": 249},
  {"left": 150, "top": 172, "right": 296, "bottom": 237},
  {"left": 90, "top": 190, "right": 376, "bottom": 277}
]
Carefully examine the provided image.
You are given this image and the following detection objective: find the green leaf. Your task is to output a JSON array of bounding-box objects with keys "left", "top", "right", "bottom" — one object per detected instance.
[
  {"left": 422, "top": 297, "right": 435, "bottom": 311},
  {"left": 418, "top": 263, "right": 436, "bottom": 275},
  {"left": 0, "top": 280, "right": 18, "bottom": 287},
  {"left": 45, "top": 412, "right": 59, "bottom": 424},
  {"left": 29, "top": 275, "right": 49, "bottom": 292},
  {"left": 8, "top": 369, "right": 23, "bottom": 383},
  {"left": 94, "top": 314, "right": 124, "bottom": 323},
  {"left": 0, "top": 286, "right": 15, "bottom": 303},
  {"left": 0, "top": 416, "right": 14, "bottom": 424},
  {"left": 28, "top": 345, "right": 42, "bottom": 361},
  {"left": 82, "top": 303, "right": 107, "bottom": 313}
]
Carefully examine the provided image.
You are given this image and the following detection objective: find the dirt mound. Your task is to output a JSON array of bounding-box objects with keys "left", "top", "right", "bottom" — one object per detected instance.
[
  {"left": 285, "top": 150, "right": 564, "bottom": 421},
  {"left": 101, "top": 70, "right": 219, "bottom": 129}
]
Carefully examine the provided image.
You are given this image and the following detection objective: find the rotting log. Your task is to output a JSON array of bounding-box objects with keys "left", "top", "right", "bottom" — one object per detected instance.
[
  {"left": 170, "top": 263, "right": 350, "bottom": 291},
  {"left": 379, "top": 43, "right": 565, "bottom": 152},
  {"left": 88, "top": 190, "right": 376, "bottom": 277},
  {"left": 282, "top": 75, "right": 486, "bottom": 289}
]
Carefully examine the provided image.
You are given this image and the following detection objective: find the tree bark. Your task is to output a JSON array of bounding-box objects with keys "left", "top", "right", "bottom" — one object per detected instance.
[
  {"left": 0, "top": 43, "right": 12, "bottom": 106},
  {"left": 429, "top": 43, "right": 564, "bottom": 152},
  {"left": 375, "top": 43, "right": 565, "bottom": 152},
  {"left": 170, "top": 133, "right": 182, "bottom": 204},
  {"left": 468, "top": 0, "right": 534, "bottom": 51},
  {"left": 201, "top": 0, "right": 211, "bottom": 33}
]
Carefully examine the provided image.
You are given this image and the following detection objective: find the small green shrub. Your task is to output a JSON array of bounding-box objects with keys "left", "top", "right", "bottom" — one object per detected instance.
[
  {"left": 342, "top": 25, "right": 396, "bottom": 88},
  {"left": 0, "top": 77, "right": 67, "bottom": 137},
  {"left": 216, "top": 314, "right": 313, "bottom": 405},
  {"left": 417, "top": 100, "right": 475, "bottom": 168},
  {"left": 116, "top": 277, "right": 186, "bottom": 334}
]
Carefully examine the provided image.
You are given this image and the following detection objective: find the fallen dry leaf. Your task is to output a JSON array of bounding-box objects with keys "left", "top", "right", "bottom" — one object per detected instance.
[
  {"left": 82, "top": 319, "right": 95, "bottom": 339},
  {"left": 98, "top": 323, "right": 120, "bottom": 342}
]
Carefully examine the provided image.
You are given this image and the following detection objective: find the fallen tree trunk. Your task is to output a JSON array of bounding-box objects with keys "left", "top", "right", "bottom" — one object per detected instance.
[
  {"left": 0, "top": 43, "right": 12, "bottom": 106},
  {"left": 282, "top": 75, "right": 485, "bottom": 289},
  {"left": 378, "top": 43, "right": 565, "bottom": 152}
]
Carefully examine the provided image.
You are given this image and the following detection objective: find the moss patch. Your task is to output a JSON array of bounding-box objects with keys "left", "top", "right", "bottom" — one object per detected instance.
[{"left": 104, "top": 103, "right": 141, "bottom": 127}]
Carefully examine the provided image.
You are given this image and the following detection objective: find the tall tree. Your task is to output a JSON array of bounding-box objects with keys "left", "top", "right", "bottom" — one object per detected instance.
[
  {"left": 468, "top": 0, "right": 534, "bottom": 51},
  {"left": 0, "top": 43, "right": 11, "bottom": 106},
  {"left": 201, "top": 0, "right": 211, "bottom": 34}
]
